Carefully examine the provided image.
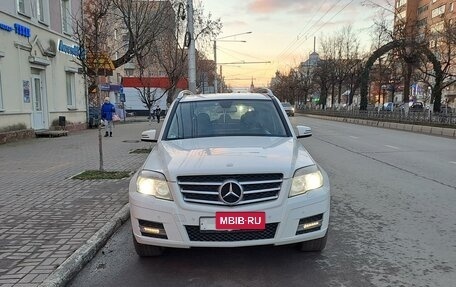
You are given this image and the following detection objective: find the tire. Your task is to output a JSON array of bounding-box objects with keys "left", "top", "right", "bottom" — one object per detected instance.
[
  {"left": 133, "top": 234, "right": 165, "bottom": 257},
  {"left": 296, "top": 232, "right": 328, "bottom": 252}
]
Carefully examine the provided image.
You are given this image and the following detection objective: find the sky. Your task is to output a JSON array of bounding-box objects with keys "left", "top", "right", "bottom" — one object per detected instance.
[{"left": 201, "top": 0, "right": 394, "bottom": 89}]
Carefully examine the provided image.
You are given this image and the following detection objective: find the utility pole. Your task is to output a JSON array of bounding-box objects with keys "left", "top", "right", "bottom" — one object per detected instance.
[{"left": 187, "top": 0, "right": 196, "bottom": 93}]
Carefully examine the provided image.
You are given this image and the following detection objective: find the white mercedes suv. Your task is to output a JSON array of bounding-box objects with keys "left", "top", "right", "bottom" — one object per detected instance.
[{"left": 129, "top": 91, "right": 330, "bottom": 256}]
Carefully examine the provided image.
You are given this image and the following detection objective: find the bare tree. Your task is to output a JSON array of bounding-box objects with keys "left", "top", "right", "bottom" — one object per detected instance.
[
  {"left": 150, "top": 0, "right": 221, "bottom": 104},
  {"left": 75, "top": 0, "right": 113, "bottom": 171}
]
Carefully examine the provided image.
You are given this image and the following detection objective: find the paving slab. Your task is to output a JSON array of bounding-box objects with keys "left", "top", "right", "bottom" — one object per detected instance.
[{"left": 0, "top": 118, "right": 159, "bottom": 287}]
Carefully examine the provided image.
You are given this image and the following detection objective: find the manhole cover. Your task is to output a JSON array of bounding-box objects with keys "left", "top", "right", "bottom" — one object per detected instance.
[{"left": 123, "top": 140, "right": 140, "bottom": 143}]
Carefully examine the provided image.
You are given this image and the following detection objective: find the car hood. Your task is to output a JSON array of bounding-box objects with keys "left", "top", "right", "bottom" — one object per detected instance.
[{"left": 142, "top": 137, "right": 315, "bottom": 181}]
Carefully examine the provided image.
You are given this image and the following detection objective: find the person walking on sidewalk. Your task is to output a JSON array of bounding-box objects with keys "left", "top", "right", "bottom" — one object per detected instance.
[
  {"left": 155, "top": 105, "right": 161, "bottom": 123},
  {"left": 101, "top": 97, "right": 116, "bottom": 137}
]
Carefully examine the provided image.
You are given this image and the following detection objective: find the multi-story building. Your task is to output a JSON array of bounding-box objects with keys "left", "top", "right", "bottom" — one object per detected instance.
[
  {"left": 395, "top": 0, "right": 456, "bottom": 39},
  {"left": 395, "top": 0, "right": 456, "bottom": 107},
  {"left": 0, "top": 0, "right": 85, "bottom": 132}
]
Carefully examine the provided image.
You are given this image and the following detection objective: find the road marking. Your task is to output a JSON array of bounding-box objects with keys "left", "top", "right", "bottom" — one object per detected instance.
[
  {"left": 385, "top": 145, "right": 400, "bottom": 150},
  {"left": 450, "top": 161, "right": 456, "bottom": 165},
  {"left": 349, "top": 136, "right": 359, "bottom": 139}
]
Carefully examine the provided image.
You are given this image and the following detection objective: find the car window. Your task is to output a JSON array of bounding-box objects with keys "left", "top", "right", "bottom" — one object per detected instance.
[
  {"left": 164, "top": 99, "right": 289, "bottom": 139},
  {"left": 281, "top": 102, "right": 292, "bottom": 107}
]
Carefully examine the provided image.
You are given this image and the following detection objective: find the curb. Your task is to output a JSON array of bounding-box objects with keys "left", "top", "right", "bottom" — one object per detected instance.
[
  {"left": 38, "top": 203, "right": 131, "bottom": 287},
  {"left": 304, "top": 114, "right": 456, "bottom": 138}
]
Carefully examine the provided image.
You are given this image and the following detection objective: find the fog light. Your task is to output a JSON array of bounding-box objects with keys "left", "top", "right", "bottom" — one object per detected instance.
[
  {"left": 296, "top": 214, "right": 323, "bottom": 235},
  {"left": 140, "top": 226, "right": 161, "bottom": 235},
  {"left": 138, "top": 220, "right": 168, "bottom": 239}
]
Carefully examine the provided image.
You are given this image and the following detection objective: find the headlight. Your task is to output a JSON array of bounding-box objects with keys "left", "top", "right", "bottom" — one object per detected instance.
[
  {"left": 289, "top": 165, "right": 323, "bottom": 197},
  {"left": 136, "top": 170, "right": 173, "bottom": 201}
]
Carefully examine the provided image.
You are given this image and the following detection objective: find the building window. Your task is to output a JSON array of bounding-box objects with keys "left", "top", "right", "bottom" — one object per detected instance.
[
  {"left": 125, "top": 69, "right": 133, "bottom": 76},
  {"left": 417, "top": 18, "right": 427, "bottom": 30},
  {"left": 66, "top": 72, "right": 75, "bottom": 108},
  {"left": 397, "top": 0, "right": 407, "bottom": 8},
  {"left": 418, "top": 5, "right": 428, "bottom": 15},
  {"left": 36, "top": 0, "right": 45, "bottom": 22},
  {"left": 17, "top": 0, "right": 26, "bottom": 14},
  {"left": 431, "top": 21, "right": 445, "bottom": 33},
  {"left": 31, "top": 0, "right": 48, "bottom": 23},
  {"left": 432, "top": 5, "right": 445, "bottom": 18},
  {"left": 61, "top": 0, "right": 71, "bottom": 34}
]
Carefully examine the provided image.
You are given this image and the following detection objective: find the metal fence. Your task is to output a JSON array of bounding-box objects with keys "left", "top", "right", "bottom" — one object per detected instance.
[{"left": 301, "top": 109, "right": 456, "bottom": 127}]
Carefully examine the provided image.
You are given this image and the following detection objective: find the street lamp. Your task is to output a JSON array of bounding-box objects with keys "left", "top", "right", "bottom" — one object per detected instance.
[
  {"left": 214, "top": 31, "right": 252, "bottom": 93},
  {"left": 187, "top": 0, "right": 196, "bottom": 93}
]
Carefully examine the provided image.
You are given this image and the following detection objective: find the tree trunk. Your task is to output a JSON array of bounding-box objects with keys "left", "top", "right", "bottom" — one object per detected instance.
[
  {"left": 403, "top": 63, "right": 412, "bottom": 103},
  {"left": 96, "top": 77, "right": 104, "bottom": 171}
]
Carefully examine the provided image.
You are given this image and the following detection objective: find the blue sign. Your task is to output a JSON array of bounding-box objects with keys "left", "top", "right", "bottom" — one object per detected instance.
[
  {"left": 58, "top": 40, "right": 84, "bottom": 58},
  {"left": 109, "top": 84, "right": 123, "bottom": 92},
  {"left": 0, "top": 22, "right": 13, "bottom": 32},
  {"left": 100, "top": 83, "right": 110, "bottom": 91},
  {"left": 14, "top": 23, "right": 30, "bottom": 38}
]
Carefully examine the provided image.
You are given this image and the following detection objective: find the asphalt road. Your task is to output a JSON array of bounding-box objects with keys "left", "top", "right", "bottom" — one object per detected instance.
[{"left": 68, "top": 116, "right": 456, "bottom": 287}]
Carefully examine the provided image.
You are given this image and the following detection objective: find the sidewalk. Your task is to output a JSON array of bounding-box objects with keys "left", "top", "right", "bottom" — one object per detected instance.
[{"left": 0, "top": 118, "right": 160, "bottom": 287}]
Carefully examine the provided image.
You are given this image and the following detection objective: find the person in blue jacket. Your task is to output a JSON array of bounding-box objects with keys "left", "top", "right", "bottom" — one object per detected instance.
[{"left": 101, "top": 97, "right": 116, "bottom": 137}]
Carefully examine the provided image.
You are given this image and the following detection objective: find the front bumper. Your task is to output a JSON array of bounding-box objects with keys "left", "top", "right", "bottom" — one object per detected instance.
[{"left": 129, "top": 177, "right": 330, "bottom": 249}]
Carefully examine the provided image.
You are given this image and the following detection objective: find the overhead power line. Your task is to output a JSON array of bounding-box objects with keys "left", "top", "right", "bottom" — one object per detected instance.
[{"left": 276, "top": 0, "right": 354, "bottom": 64}]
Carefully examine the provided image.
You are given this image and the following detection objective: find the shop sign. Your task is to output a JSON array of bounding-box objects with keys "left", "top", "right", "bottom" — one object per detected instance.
[
  {"left": 0, "top": 22, "right": 13, "bottom": 32},
  {"left": 58, "top": 39, "right": 84, "bottom": 58},
  {"left": 14, "top": 23, "right": 30, "bottom": 37},
  {"left": 1, "top": 22, "right": 30, "bottom": 38}
]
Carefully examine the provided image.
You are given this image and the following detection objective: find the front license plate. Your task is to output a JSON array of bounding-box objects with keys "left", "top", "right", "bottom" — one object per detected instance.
[{"left": 215, "top": 212, "right": 265, "bottom": 230}]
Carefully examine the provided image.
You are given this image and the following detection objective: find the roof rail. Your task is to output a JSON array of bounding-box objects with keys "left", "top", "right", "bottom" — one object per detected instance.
[
  {"left": 252, "top": 87, "right": 275, "bottom": 99},
  {"left": 177, "top": 90, "right": 194, "bottom": 99}
]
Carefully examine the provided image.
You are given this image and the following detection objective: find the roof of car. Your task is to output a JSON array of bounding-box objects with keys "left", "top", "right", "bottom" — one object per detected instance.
[{"left": 179, "top": 92, "right": 273, "bottom": 102}]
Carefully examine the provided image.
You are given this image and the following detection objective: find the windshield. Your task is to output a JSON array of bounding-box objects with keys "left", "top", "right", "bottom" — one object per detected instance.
[
  {"left": 281, "top": 102, "right": 292, "bottom": 107},
  {"left": 164, "top": 99, "right": 289, "bottom": 140}
]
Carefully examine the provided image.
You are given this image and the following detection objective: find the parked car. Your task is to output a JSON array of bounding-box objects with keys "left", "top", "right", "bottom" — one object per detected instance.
[
  {"left": 382, "top": 102, "right": 394, "bottom": 111},
  {"left": 409, "top": 102, "right": 424, "bottom": 112},
  {"left": 440, "top": 105, "right": 453, "bottom": 114},
  {"left": 281, "top": 102, "right": 295, "bottom": 116},
  {"left": 129, "top": 91, "right": 330, "bottom": 256}
]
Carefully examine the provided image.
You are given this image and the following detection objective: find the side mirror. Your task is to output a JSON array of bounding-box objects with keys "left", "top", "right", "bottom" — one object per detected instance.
[
  {"left": 141, "top": 129, "right": 157, "bottom": 142},
  {"left": 296, "top": 125, "right": 312, "bottom": 138}
]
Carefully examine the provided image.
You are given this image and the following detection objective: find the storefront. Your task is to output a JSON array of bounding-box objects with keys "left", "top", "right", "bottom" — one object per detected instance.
[{"left": 0, "top": 10, "right": 85, "bottom": 131}]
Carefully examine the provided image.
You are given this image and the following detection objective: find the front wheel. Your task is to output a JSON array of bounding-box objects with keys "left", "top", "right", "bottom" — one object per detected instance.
[
  {"left": 296, "top": 232, "right": 328, "bottom": 252},
  {"left": 133, "top": 234, "right": 165, "bottom": 257}
]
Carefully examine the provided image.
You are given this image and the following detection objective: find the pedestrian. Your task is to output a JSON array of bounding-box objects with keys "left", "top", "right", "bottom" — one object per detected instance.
[
  {"left": 150, "top": 108, "right": 155, "bottom": 120},
  {"left": 101, "top": 97, "right": 116, "bottom": 137},
  {"left": 155, "top": 105, "right": 161, "bottom": 123}
]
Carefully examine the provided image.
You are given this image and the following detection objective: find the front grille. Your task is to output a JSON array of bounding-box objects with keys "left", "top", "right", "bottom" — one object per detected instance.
[
  {"left": 177, "top": 174, "right": 283, "bottom": 206},
  {"left": 185, "top": 223, "right": 279, "bottom": 242}
]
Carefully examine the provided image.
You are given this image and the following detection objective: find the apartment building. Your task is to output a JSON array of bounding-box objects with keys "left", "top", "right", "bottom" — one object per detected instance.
[
  {"left": 0, "top": 0, "right": 85, "bottom": 131},
  {"left": 395, "top": 0, "right": 456, "bottom": 107}
]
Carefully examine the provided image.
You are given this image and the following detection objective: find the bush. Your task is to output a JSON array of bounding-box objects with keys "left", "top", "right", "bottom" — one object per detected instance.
[{"left": 0, "top": 123, "right": 27, "bottom": 133}]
